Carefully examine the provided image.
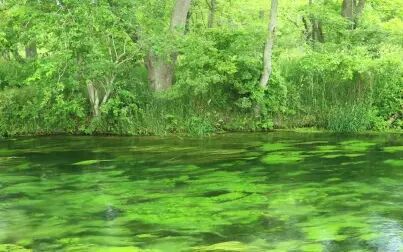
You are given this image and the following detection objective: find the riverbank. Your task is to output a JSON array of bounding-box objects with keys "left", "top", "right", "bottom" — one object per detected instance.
[
  {"left": 1, "top": 127, "right": 402, "bottom": 139},
  {"left": 0, "top": 96, "right": 401, "bottom": 138}
]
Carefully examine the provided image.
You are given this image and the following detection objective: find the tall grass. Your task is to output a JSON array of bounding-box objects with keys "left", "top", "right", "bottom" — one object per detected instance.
[{"left": 325, "top": 104, "right": 372, "bottom": 133}]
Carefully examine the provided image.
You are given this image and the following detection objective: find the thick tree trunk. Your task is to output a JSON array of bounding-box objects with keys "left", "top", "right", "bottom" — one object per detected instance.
[
  {"left": 356, "top": 0, "right": 366, "bottom": 16},
  {"left": 208, "top": 0, "right": 217, "bottom": 28},
  {"left": 147, "top": 0, "right": 192, "bottom": 92},
  {"left": 146, "top": 53, "right": 175, "bottom": 91},
  {"left": 313, "top": 21, "right": 324, "bottom": 43},
  {"left": 170, "top": 0, "right": 192, "bottom": 30},
  {"left": 342, "top": 0, "right": 366, "bottom": 28},
  {"left": 259, "top": 0, "right": 278, "bottom": 89},
  {"left": 305, "top": 0, "right": 324, "bottom": 44},
  {"left": 341, "top": 0, "right": 354, "bottom": 20}
]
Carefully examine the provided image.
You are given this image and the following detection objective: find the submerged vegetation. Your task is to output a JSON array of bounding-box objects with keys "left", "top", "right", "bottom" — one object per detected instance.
[
  {"left": 0, "top": 133, "right": 402, "bottom": 251},
  {"left": 0, "top": 0, "right": 402, "bottom": 136}
]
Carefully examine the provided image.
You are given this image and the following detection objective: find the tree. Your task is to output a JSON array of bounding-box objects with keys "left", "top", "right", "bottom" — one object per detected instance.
[
  {"left": 146, "top": 0, "right": 192, "bottom": 92},
  {"left": 0, "top": 0, "right": 402, "bottom": 136},
  {"left": 207, "top": 0, "right": 217, "bottom": 28},
  {"left": 342, "top": 0, "right": 366, "bottom": 28},
  {"left": 25, "top": 41, "right": 37, "bottom": 59},
  {"left": 87, "top": 36, "right": 134, "bottom": 117},
  {"left": 301, "top": 0, "right": 324, "bottom": 45},
  {"left": 260, "top": 0, "right": 278, "bottom": 89}
]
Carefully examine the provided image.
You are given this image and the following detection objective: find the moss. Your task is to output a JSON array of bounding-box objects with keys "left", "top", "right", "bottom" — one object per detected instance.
[
  {"left": 299, "top": 215, "right": 368, "bottom": 242},
  {"left": 300, "top": 243, "right": 323, "bottom": 252},
  {"left": 193, "top": 241, "right": 250, "bottom": 252},
  {"left": 340, "top": 161, "right": 366, "bottom": 166},
  {"left": 296, "top": 141, "right": 329, "bottom": 145},
  {"left": 262, "top": 143, "right": 292, "bottom": 152},
  {"left": 344, "top": 153, "right": 365, "bottom": 158},
  {"left": 322, "top": 154, "right": 343, "bottom": 159},
  {"left": 0, "top": 134, "right": 401, "bottom": 251},
  {"left": 82, "top": 247, "right": 147, "bottom": 252},
  {"left": 384, "top": 159, "right": 403, "bottom": 166},
  {"left": 321, "top": 153, "right": 364, "bottom": 159},
  {"left": 383, "top": 146, "right": 403, "bottom": 153},
  {"left": 288, "top": 128, "right": 324, "bottom": 133},
  {"left": 340, "top": 140, "right": 376, "bottom": 152},
  {"left": 261, "top": 152, "right": 303, "bottom": 164},
  {"left": 72, "top": 160, "right": 103, "bottom": 166},
  {"left": 317, "top": 145, "right": 338, "bottom": 151},
  {"left": 0, "top": 244, "right": 31, "bottom": 252}
]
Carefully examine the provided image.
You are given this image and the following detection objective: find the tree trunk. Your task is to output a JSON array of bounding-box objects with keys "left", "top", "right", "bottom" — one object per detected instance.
[
  {"left": 313, "top": 21, "right": 324, "bottom": 43},
  {"left": 87, "top": 80, "right": 113, "bottom": 117},
  {"left": 170, "top": 0, "right": 192, "bottom": 31},
  {"left": 185, "top": 8, "right": 192, "bottom": 33},
  {"left": 147, "top": 0, "right": 192, "bottom": 92},
  {"left": 259, "top": 0, "right": 278, "bottom": 89},
  {"left": 25, "top": 40, "right": 37, "bottom": 59},
  {"left": 341, "top": 0, "right": 354, "bottom": 20},
  {"left": 356, "top": 0, "right": 366, "bottom": 16},
  {"left": 302, "top": 16, "right": 311, "bottom": 40},
  {"left": 354, "top": 0, "right": 366, "bottom": 28},
  {"left": 305, "top": 0, "right": 324, "bottom": 44},
  {"left": 146, "top": 52, "right": 175, "bottom": 91},
  {"left": 208, "top": 0, "right": 217, "bottom": 28},
  {"left": 342, "top": 0, "right": 366, "bottom": 28},
  {"left": 87, "top": 81, "right": 100, "bottom": 117}
]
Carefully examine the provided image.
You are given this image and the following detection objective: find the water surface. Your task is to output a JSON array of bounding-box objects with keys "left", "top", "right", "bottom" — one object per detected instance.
[{"left": 0, "top": 133, "right": 402, "bottom": 251}]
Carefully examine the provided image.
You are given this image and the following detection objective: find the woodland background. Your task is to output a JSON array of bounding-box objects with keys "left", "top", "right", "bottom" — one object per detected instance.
[{"left": 0, "top": 0, "right": 401, "bottom": 136}]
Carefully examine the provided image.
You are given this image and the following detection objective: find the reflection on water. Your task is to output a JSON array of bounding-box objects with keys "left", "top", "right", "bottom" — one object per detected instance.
[{"left": 0, "top": 133, "right": 402, "bottom": 251}]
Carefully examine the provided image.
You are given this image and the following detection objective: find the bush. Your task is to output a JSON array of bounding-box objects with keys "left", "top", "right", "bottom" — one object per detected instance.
[{"left": 0, "top": 85, "right": 86, "bottom": 136}]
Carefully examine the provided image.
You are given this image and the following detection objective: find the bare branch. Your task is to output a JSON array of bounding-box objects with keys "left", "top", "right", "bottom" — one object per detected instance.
[
  {"left": 112, "top": 35, "right": 118, "bottom": 60},
  {"left": 108, "top": 46, "right": 113, "bottom": 62},
  {"left": 57, "top": 62, "right": 68, "bottom": 83},
  {"left": 116, "top": 56, "right": 133, "bottom": 66}
]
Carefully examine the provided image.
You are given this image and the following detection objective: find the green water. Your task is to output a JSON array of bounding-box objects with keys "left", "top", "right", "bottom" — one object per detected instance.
[{"left": 0, "top": 133, "right": 402, "bottom": 252}]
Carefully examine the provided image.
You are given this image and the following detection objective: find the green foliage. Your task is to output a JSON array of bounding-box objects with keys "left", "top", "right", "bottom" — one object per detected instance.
[
  {"left": 0, "top": 86, "right": 85, "bottom": 136},
  {"left": 0, "top": 0, "right": 402, "bottom": 136},
  {"left": 325, "top": 103, "right": 372, "bottom": 133}
]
